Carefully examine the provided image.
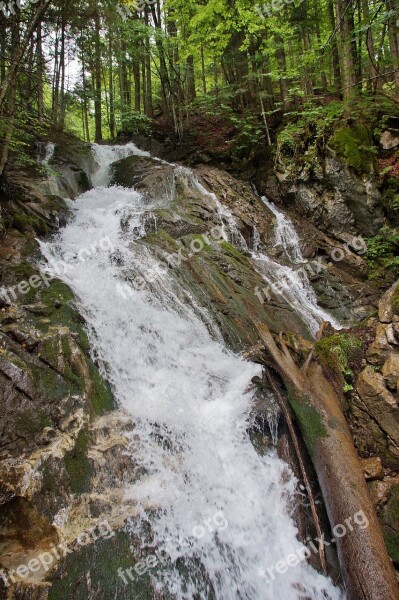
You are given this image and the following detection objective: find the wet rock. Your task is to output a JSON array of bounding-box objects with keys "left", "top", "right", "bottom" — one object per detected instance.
[
  {"left": 368, "top": 478, "right": 399, "bottom": 510},
  {"left": 284, "top": 153, "right": 383, "bottom": 237}
]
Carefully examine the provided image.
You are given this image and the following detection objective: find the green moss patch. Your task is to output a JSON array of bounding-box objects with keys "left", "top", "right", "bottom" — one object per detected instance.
[
  {"left": 288, "top": 389, "right": 328, "bottom": 455},
  {"left": 315, "top": 333, "right": 362, "bottom": 391},
  {"left": 64, "top": 427, "right": 91, "bottom": 494},
  {"left": 330, "top": 125, "right": 376, "bottom": 174}
]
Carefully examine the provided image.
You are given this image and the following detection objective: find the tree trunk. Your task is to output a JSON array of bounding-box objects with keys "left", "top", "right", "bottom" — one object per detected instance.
[
  {"left": 0, "top": 0, "right": 50, "bottom": 109},
  {"left": 387, "top": 0, "right": 399, "bottom": 93},
  {"left": 327, "top": 0, "right": 341, "bottom": 93},
  {"left": 275, "top": 36, "right": 288, "bottom": 107},
  {"left": 0, "top": 18, "right": 18, "bottom": 178},
  {"left": 257, "top": 323, "right": 399, "bottom": 600},
  {"left": 94, "top": 8, "right": 102, "bottom": 142},
  {"left": 335, "top": 0, "right": 358, "bottom": 99}
]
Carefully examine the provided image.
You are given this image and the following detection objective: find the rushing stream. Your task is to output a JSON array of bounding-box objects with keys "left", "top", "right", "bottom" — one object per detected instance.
[{"left": 40, "top": 144, "right": 343, "bottom": 599}]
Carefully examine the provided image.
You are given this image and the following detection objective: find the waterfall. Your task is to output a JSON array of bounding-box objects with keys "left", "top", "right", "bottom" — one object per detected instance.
[
  {"left": 188, "top": 176, "right": 340, "bottom": 337},
  {"left": 41, "top": 142, "right": 55, "bottom": 165},
  {"left": 261, "top": 196, "right": 303, "bottom": 263},
  {"left": 253, "top": 197, "right": 341, "bottom": 336},
  {"left": 92, "top": 142, "right": 151, "bottom": 187},
  {"left": 39, "top": 144, "right": 343, "bottom": 600}
]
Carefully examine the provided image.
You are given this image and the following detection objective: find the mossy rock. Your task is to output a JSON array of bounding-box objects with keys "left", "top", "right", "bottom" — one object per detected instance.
[
  {"left": 315, "top": 333, "right": 362, "bottom": 390},
  {"left": 48, "top": 531, "right": 157, "bottom": 600},
  {"left": 330, "top": 125, "right": 376, "bottom": 174},
  {"left": 64, "top": 427, "right": 92, "bottom": 494}
]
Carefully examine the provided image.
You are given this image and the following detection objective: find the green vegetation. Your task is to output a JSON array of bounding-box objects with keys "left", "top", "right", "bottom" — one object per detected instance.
[
  {"left": 330, "top": 125, "right": 376, "bottom": 174},
  {"left": 288, "top": 389, "right": 328, "bottom": 455},
  {"left": 365, "top": 228, "right": 399, "bottom": 282},
  {"left": 315, "top": 333, "right": 363, "bottom": 391},
  {"left": 0, "top": 0, "right": 398, "bottom": 177},
  {"left": 64, "top": 427, "right": 91, "bottom": 494}
]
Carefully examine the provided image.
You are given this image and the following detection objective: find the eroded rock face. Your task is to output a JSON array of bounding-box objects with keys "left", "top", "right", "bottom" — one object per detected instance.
[{"left": 272, "top": 153, "right": 383, "bottom": 237}]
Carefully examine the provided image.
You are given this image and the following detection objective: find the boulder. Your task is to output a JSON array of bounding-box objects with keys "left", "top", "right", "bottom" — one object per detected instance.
[{"left": 379, "top": 130, "right": 399, "bottom": 150}]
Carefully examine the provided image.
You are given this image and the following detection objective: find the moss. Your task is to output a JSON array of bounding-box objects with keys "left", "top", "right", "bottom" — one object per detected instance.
[
  {"left": 15, "top": 408, "right": 51, "bottom": 435},
  {"left": 219, "top": 240, "right": 249, "bottom": 263},
  {"left": 31, "top": 360, "right": 73, "bottom": 402},
  {"left": 315, "top": 333, "right": 362, "bottom": 387},
  {"left": 143, "top": 229, "right": 179, "bottom": 251},
  {"left": 88, "top": 363, "right": 115, "bottom": 415},
  {"left": 288, "top": 389, "right": 328, "bottom": 455},
  {"left": 330, "top": 125, "right": 376, "bottom": 174},
  {"left": 64, "top": 427, "right": 91, "bottom": 494},
  {"left": 6, "top": 212, "right": 48, "bottom": 236},
  {"left": 48, "top": 531, "right": 156, "bottom": 600}
]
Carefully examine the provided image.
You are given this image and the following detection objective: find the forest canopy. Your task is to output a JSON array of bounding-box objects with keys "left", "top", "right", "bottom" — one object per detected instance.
[{"left": 0, "top": 0, "right": 398, "bottom": 174}]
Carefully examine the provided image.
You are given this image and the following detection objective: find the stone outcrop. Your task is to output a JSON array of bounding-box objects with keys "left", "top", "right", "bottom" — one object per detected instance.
[{"left": 265, "top": 151, "right": 383, "bottom": 237}]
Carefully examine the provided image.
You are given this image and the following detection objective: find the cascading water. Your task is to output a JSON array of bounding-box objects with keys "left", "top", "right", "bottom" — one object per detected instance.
[
  {"left": 261, "top": 197, "right": 303, "bottom": 263},
  {"left": 40, "top": 144, "right": 344, "bottom": 600},
  {"left": 253, "top": 196, "right": 340, "bottom": 337},
  {"left": 187, "top": 173, "right": 340, "bottom": 337}
]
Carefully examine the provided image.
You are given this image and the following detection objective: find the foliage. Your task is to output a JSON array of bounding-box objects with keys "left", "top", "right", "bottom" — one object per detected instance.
[
  {"left": 119, "top": 109, "right": 152, "bottom": 135},
  {"left": 276, "top": 101, "right": 345, "bottom": 171},
  {"left": 365, "top": 228, "right": 399, "bottom": 281},
  {"left": 315, "top": 333, "right": 363, "bottom": 391}
]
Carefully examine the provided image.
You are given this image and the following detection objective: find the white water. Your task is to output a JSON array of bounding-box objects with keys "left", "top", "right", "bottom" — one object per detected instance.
[
  {"left": 252, "top": 197, "right": 341, "bottom": 336},
  {"left": 261, "top": 197, "right": 303, "bottom": 263},
  {"left": 186, "top": 175, "right": 340, "bottom": 337},
  {"left": 41, "top": 142, "right": 55, "bottom": 165},
  {"left": 40, "top": 144, "right": 343, "bottom": 600}
]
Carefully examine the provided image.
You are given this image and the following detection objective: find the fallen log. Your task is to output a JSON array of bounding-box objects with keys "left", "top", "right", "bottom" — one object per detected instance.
[{"left": 256, "top": 322, "right": 399, "bottom": 600}]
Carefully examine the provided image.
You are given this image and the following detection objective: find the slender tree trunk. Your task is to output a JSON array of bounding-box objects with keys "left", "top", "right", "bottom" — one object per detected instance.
[
  {"left": 327, "top": 0, "right": 342, "bottom": 93},
  {"left": 58, "top": 14, "right": 66, "bottom": 129},
  {"left": 108, "top": 33, "right": 115, "bottom": 139},
  {"left": 0, "top": 18, "right": 6, "bottom": 84},
  {"left": 387, "top": 0, "right": 399, "bottom": 93},
  {"left": 186, "top": 55, "right": 196, "bottom": 103},
  {"left": 201, "top": 46, "right": 207, "bottom": 94},
  {"left": 94, "top": 8, "right": 102, "bottom": 142},
  {"left": 36, "top": 21, "right": 44, "bottom": 122},
  {"left": 0, "top": 18, "right": 19, "bottom": 177},
  {"left": 81, "top": 38, "right": 90, "bottom": 143},
  {"left": 133, "top": 61, "right": 140, "bottom": 112},
  {"left": 276, "top": 36, "right": 288, "bottom": 107},
  {"left": 144, "top": 7, "right": 153, "bottom": 117}
]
